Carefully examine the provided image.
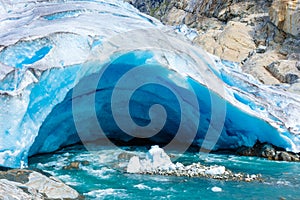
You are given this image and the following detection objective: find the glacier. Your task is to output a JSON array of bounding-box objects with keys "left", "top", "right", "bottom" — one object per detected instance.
[{"left": 0, "top": 0, "right": 300, "bottom": 168}]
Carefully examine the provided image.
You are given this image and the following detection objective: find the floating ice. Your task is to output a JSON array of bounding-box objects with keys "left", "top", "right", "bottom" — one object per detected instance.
[
  {"left": 127, "top": 156, "right": 142, "bottom": 173},
  {"left": 211, "top": 186, "right": 222, "bottom": 192},
  {"left": 0, "top": 0, "right": 300, "bottom": 168},
  {"left": 127, "top": 145, "right": 175, "bottom": 173},
  {"left": 126, "top": 146, "right": 262, "bottom": 182}
]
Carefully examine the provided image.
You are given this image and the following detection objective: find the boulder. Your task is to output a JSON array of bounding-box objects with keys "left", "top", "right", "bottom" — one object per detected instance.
[
  {"left": 0, "top": 179, "right": 35, "bottom": 200},
  {"left": 260, "top": 144, "right": 276, "bottom": 159},
  {"left": 0, "top": 169, "right": 81, "bottom": 199},
  {"left": 243, "top": 51, "right": 284, "bottom": 84},
  {"left": 195, "top": 21, "right": 256, "bottom": 62},
  {"left": 265, "top": 60, "right": 300, "bottom": 84}
]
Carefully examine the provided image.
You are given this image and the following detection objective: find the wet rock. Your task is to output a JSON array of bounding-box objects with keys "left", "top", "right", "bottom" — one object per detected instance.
[
  {"left": 118, "top": 152, "right": 137, "bottom": 160},
  {"left": 275, "top": 151, "right": 300, "bottom": 162},
  {"left": 0, "top": 169, "right": 31, "bottom": 184},
  {"left": 236, "top": 146, "right": 256, "bottom": 157},
  {"left": 63, "top": 160, "right": 90, "bottom": 170},
  {"left": 278, "top": 151, "right": 292, "bottom": 162},
  {"left": 63, "top": 161, "right": 80, "bottom": 170},
  {"left": 0, "top": 169, "right": 81, "bottom": 199},
  {"left": 236, "top": 142, "right": 300, "bottom": 162},
  {"left": 81, "top": 160, "right": 90, "bottom": 166},
  {"left": 260, "top": 144, "right": 276, "bottom": 159}
]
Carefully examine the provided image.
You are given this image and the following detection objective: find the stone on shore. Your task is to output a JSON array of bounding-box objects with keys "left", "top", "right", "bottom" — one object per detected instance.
[{"left": 0, "top": 169, "right": 81, "bottom": 199}]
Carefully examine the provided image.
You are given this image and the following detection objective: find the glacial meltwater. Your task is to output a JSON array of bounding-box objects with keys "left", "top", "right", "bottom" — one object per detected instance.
[{"left": 29, "top": 144, "right": 300, "bottom": 200}]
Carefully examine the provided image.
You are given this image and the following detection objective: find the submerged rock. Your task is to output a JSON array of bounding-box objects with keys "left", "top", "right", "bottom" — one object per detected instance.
[
  {"left": 0, "top": 169, "right": 81, "bottom": 199},
  {"left": 63, "top": 160, "right": 90, "bottom": 170}
]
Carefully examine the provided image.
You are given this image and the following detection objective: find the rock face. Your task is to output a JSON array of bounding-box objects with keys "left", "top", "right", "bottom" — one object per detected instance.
[
  {"left": 266, "top": 60, "right": 300, "bottom": 84},
  {"left": 269, "top": 0, "right": 300, "bottom": 37},
  {"left": 125, "top": 0, "right": 300, "bottom": 89},
  {"left": 0, "top": 169, "right": 81, "bottom": 199},
  {"left": 195, "top": 21, "right": 256, "bottom": 62}
]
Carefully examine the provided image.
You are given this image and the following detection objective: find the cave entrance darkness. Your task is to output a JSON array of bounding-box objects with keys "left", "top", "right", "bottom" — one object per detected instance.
[{"left": 28, "top": 55, "right": 215, "bottom": 157}]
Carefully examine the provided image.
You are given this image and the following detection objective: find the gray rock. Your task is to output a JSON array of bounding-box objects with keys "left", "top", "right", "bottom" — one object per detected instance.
[
  {"left": 266, "top": 60, "right": 300, "bottom": 84},
  {"left": 127, "top": 0, "right": 300, "bottom": 88},
  {"left": 63, "top": 161, "right": 80, "bottom": 170},
  {"left": 278, "top": 151, "right": 292, "bottom": 162},
  {"left": 0, "top": 169, "right": 81, "bottom": 199},
  {"left": 118, "top": 152, "right": 137, "bottom": 160},
  {"left": 260, "top": 144, "right": 276, "bottom": 159},
  {"left": 0, "top": 179, "right": 36, "bottom": 200},
  {"left": 269, "top": 0, "right": 300, "bottom": 37}
]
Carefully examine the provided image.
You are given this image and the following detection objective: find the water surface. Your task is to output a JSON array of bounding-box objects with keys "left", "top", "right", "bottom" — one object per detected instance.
[{"left": 29, "top": 145, "right": 300, "bottom": 200}]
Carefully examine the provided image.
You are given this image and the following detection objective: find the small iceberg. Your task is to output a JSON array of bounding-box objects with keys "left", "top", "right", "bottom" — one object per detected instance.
[
  {"left": 126, "top": 146, "right": 262, "bottom": 182},
  {"left": 211, "top": 186, "right": 222, "bottom": 192}
]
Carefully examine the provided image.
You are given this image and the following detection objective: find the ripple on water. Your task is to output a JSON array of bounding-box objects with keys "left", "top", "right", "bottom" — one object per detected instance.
[
  {"left": 28, "top": 145, "right": 300, "bottom": 200},
  {"left": 84, "top": 188, "right": 128, "bottom": 199}
]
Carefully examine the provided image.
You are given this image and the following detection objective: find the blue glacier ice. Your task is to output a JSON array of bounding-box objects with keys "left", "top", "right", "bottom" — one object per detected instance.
[{"left": 0, "top": 0, "right": 300, "bottom": 168}]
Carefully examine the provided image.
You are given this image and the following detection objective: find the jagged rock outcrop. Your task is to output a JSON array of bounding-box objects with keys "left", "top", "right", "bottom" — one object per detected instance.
[
  {"left": 0, "top": 169, "right": 82, "bottom": 199},
  {"left": 237, "top": 142, "right": 300, "bottom": 161},
  {"left": 269, "top": 0, "right": 300, "bottom": 37},
  {"left": 266, "top": 60, "right": 300, "bottom": 84},
  {"left": 125, "top": 0, "right": 300, "bottom": 89}
]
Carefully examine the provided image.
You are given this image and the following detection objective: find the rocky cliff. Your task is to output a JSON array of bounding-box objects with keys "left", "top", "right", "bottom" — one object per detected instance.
[
  {"left": 270, "top": 0, "right": 300, "bottom": 37},
  {"left": 125, "top": 0, "right": 300, "bottom": 92}
]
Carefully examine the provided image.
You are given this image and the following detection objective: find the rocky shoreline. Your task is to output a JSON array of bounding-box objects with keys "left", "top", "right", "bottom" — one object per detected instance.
[
  {"left": 0, "top": 169, "right": 83, "bottom": 200},
  {"left": 1, "top": 142, "right": 296, "bottom": 199},
  {"left": 236, "top": 142, "right": 300, "bottom": 162},
  {"left": 125, "top": 0, "right": 300, "bottom": 93}
]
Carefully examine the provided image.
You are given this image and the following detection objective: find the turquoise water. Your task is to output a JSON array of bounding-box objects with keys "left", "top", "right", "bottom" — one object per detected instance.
[{"left": 29, "top": 145, "right": 300, "bottom": 200}]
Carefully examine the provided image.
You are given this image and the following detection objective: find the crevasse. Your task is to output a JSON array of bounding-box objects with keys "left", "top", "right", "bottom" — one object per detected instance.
[{"left": 0, "top": 0, "right": 299, "bottom": 168}]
